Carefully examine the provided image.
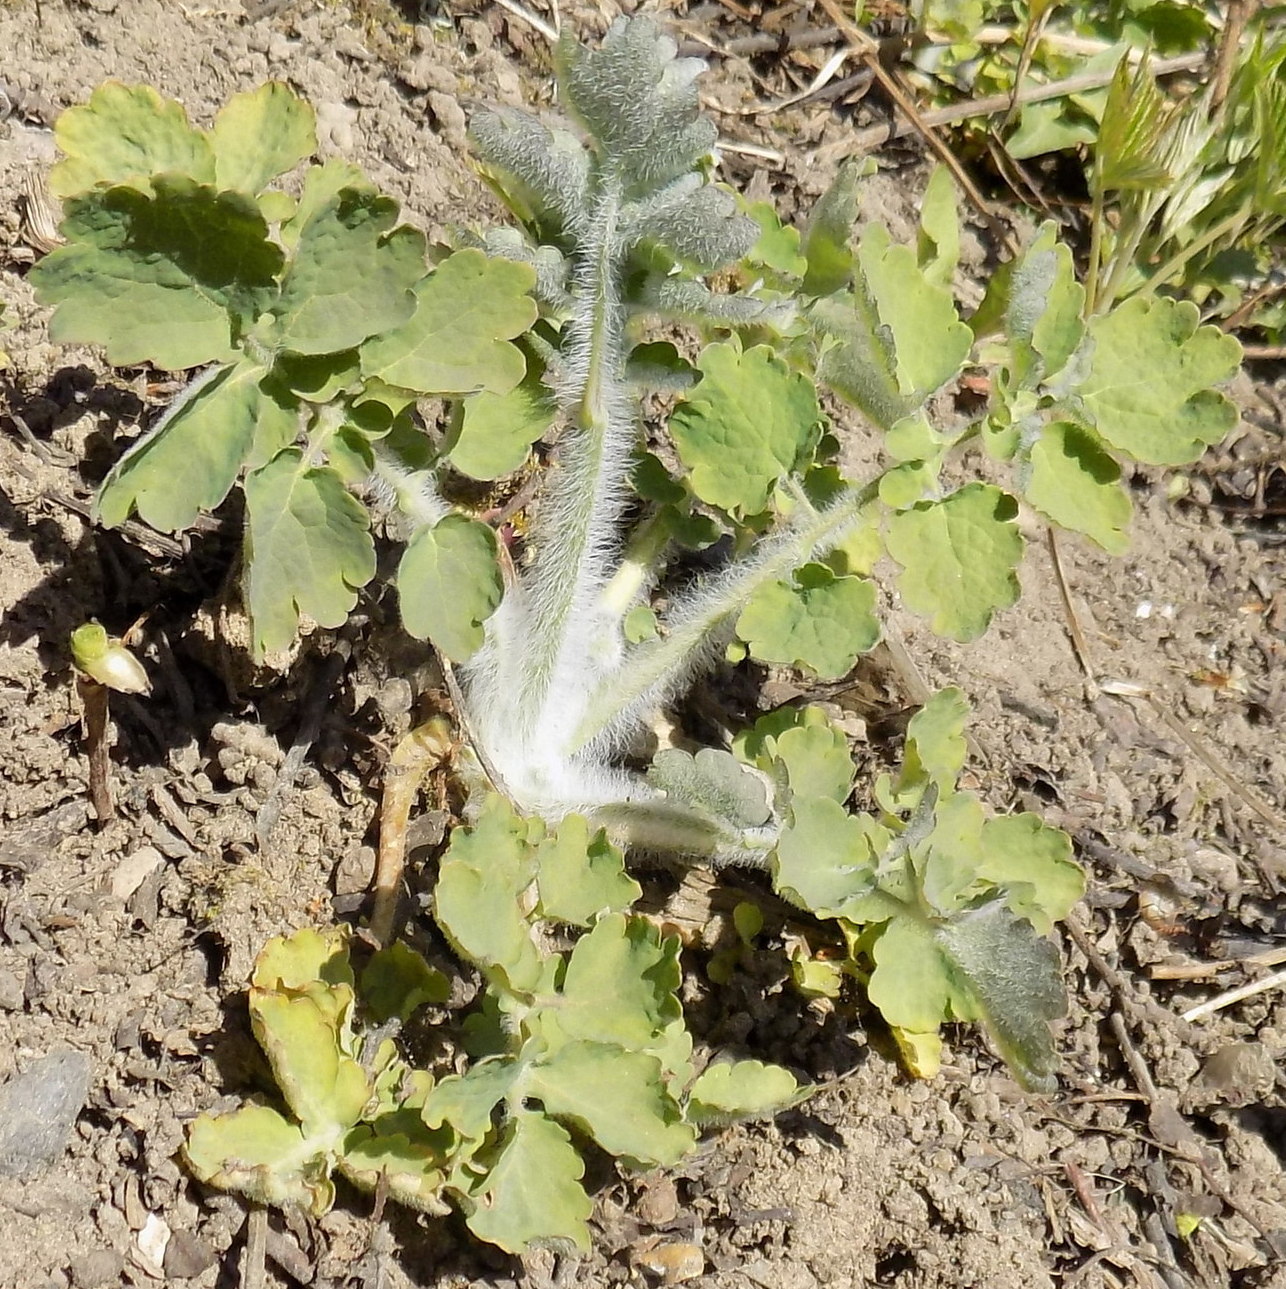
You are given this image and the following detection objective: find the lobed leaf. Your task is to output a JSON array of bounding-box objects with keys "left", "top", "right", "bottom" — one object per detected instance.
[
  {"left": 421, "top": 1059, "right": 520, "bottom": 1144},
  {"left": 886, "top": 484, "right": 1023, "bottom": 641},
  {"left": 670, "top": 342, "right": 823, "bottom": 518},
  {"left": 686, "top": 1060, "right": 805, "bottom": 1125},
  {"left": 1078, "top": 297, "right": 1241, "bottom": 465},
  {"left": 397, "top": 514, "right": 503, "bottom": 662},
  {"left": 97, "top": 361, "right": 296, "bottom": 531},
  {"left": 447, "top": 365, "right": 555, "bottom": 480},
  {"left": 463, "top": 1111, "right": 592, "bottom": 1253},
  {"left": 250, "top": 987, "right": 371, "bottom": 1142},
  {"left": 361, "top": 249, "right": 537, "bottom": 395},
  {"left": 360, "top": 942, "right": 450, "bottom": 1025},
  {"left": 735, "top": 705, "right": 855, "bottom": 805},
  {"left": 736, "top": 563, "right": 879, "bottom": 679},
  {"left": 49, "top": 82, "right": 214, "bottom": 197},
  {"left": 535, "top": 815, "right": 641, "bottom": 927},
  {"left": 978, "top": 813, "right": 1085, "bottom": 934},
  {"left": 527, "top": 1041, "right": 695, "bottom": 1166},
  {"left": 184, "top": 1105, "right": 333, "bottom": 1216},
  {"left": 539, "top": 913, "right": 681, "bottom": 1052},
  {"left": 253, "top": 925, "right": 354, "bottom": 992},
  {"left": 242, "top": 450, "right": 376, "bottom": 658},
  {"left": 31, "top": 178, "right": 281, "bottom": 369},
  {"left": 1025, "top": 421, "right": 1132, "bottom": 554},
  {"left": 210, "top": 82, "right": 316, "bottom": 196},
  {"left": 339, "top": 1127, "right": 449, "bottom": 1215},
  {"left": 434, "top": 796, "right": 543, "bottom": 992},
  {"left": 773, "top": 796, "right": 883, "bottom": 918},
  {"left": 270, "top": 188, "right": 425, "bottom": 355}
]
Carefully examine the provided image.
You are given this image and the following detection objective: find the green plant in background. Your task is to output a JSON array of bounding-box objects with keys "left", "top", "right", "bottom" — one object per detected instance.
[
  {"left": 901, "top": 3, "right": 1286, "bottom": 334},
  {"left": 31, "top": 16, "right": 1244, "bottom": 1252}
]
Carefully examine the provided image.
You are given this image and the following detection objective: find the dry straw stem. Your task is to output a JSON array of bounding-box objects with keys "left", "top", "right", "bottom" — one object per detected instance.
[{"left": 1180, "top": 965, "right": 1286, "bottom": 1022}]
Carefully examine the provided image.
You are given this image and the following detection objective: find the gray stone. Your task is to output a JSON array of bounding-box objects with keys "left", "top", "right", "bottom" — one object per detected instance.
[
  {"left": 0, "top": 1049, "right": 93, "bottom": 1178},
  {"left": 163, "top": 1229, "right": 218, "bottom": 1280},
  {"left": 0, "top": 967, "right": 25, "bottom": 1011},
  {"left": 67, "top": 1250, "right": 123, "bottom": 1289}
]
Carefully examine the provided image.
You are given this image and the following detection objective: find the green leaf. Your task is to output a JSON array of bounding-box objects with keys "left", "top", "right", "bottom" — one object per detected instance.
[
  {"left": 1078, "top": 297, "right": 1241, "bottom": 465},
  {"left": 250, "top": 987, "right": 371, "bottom": 1140},
  {"left": 528, "top": 1041, "right": 695, "bottom": 1165},
  {"left": 280, "top": 159, "right": 375, "bottom": 249},
  {"left": 253, "top": 925, "right": 354, "bottom": 992},
  {"left": 858, "top": 225, "right": 973, "bottom": 402},
  {"left": 744, "top": 200, "right": 807, "bottom": 277},
  {"left": 421, "top": 1059, "right": 520, "bottom": 1142},
  {"left": 97, "top": 360, "right": 293, "bottom": 531},
  {"left": 270, "top": 188, "right": 425, "bottom": 354},
  {"left": 360, "top": 249, "right": 537, "bottom": 395},
  {"left": 917, "top": 165, "right": 959, "bottom": 288},
  {"left": 447, "top": 364, "right": 555, "bottom": 480},
  {"left": 801, "top": 157, "right": 866, "bottom": 296},
  {"left": 774, "top": 796, "right": 884, "bottom": 918},
  {"left": 433, "top": 795, "right": 543, "bottom": 992},
  {"left": 535, "top": 815, "right": 641, "bottom": 927},
  {"left": 736, "top": 705, "right": 855, "bottom": 805},
  {"left": 934, "top": 902, "right": 1068, "bottom": 1094},
  {"left": 1025, "top": 421, "right": 1132, "bottom": 554},
  {"left": 210, "top": 82, "right": 316, "bottom": 196},
  {"left": 886, "top": 484, "right": 1023, "bottom": 641},
  {"left": 541, "top": 913, "right": 681, "bottom": 1051},
  {"left": 978, "top": 813, "right": 1085, "bottom": 934},
  {"left": 339, "top": 1126, "right": 449, "bottom": 1214},
  {"left": 669, "top": 342, "right": 823, "bottom": 518},
  {"left": 867, "top": 916, "right": 965, "bottom": 1034},
  {"left": 888, "top": 688, "right": 970, "bottom": 808},
  {"left": 31, "top": 178, "right": 281, "bottom": 369},
  {"left": 49, "top": 82, "right": 214, "bottom": 197},
  {"left": 736, "top": 564, "right": 879, "bottom": 678},
  {"left": 360, "top": 942, "right": 450, "bottom": 1025},
  {"left": 813, "top": 225, "right": 972, "bottom": 431},
  {"left": 686, "top": 1060, "right": 804, "bottom": 1125},
  {"left": 971, "top": 224, "right": 1084, "bottom": 384},
  {"left": 397, "top": 514, "right": 503, "bottom": 662},
  {"left": 464, "top": 1111, "right": 591, "bottom": 1254},
  {"left": 185, "top": 1105, "right": 333, "bottom": 1216},
  {"left": 242, "top": 450, "right": 376, "bottom": 657}
]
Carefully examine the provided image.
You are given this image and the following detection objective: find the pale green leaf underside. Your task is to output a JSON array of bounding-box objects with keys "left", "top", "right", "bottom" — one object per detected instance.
[
  {"left": 360, "top": 249, "right": 537, "bottom": 395},
  {"left": 1025, "top": 421, "right": 1132, "bottom": 554},
  {"left": 1079, "top": 297, "right": 1241, "bottom": 465},
  {"left": 670, "top": 342, "right": 822, "bottom": 518},
  {"left": 736, "top": 564, "right": 879, "bottom": 678},
  {"left": 886, "top": 484, "right": 1023, "bottom": 642},
  {"left": 397, "top": 514, "right": 503, "bottom": 662},
  {"left": 242, "top": 450, "right": 376, "bottom": 657}
]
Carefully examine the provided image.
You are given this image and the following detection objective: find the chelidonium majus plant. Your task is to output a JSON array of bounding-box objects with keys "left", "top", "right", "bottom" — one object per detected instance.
[{"left": 30, "top": 17, "right": 1243, "bottom": 1253}]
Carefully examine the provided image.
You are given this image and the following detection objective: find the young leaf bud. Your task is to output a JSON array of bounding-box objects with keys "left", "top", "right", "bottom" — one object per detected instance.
[{"left": 70, "top": 622, "right": 152, "bottom": 695}]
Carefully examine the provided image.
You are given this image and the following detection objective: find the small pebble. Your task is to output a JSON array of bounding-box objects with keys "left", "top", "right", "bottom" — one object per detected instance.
[{"left": 0, "top": 1049, "right": 93, "bottom": 1178}]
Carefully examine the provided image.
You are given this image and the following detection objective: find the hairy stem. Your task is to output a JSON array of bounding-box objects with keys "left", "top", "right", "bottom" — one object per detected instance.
[
  {"left": 573, "top": 480, "right": 879, "bottom": 750},
  {"left": 511, "top": 177, "right": 636, "bottom": 734}
]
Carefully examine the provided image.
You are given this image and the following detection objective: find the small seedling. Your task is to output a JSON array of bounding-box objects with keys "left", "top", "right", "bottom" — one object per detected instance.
[
  {"left": 32, "top": 17, "right": 1244, "bottom": 1253},
  {"left": 69, "top": 621, "right": 151, "bottom": 824}
]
